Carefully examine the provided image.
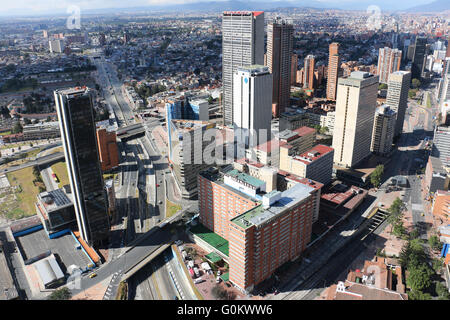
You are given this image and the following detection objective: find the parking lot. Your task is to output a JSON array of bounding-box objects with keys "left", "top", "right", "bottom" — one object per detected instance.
[{"left": 15, "top": 229, "right": 92, "bottom": 273}]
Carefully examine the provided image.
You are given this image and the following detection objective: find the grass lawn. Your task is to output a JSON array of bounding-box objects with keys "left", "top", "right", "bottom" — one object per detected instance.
[
  {"left": 0, "top": 147, "right": 44, "bottom": 170},
  {"left": 166, "top": 199, "right": 182, "bottom": 218},
  {"left": 51, "top": 161, "right": 70, "bottom": 188},
  {"left": 5, "top": 166, "right": 41, "bottom": 218},
  {"left": 0, "top": 131, "right": 11, "bottom": 136},
  {"left": 426, "top": 94, "right": 432, "bottom": 108}
]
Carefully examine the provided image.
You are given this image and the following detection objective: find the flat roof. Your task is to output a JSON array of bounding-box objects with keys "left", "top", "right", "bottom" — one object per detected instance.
[
  {"left": 225, "top": 169, "right": 265, "bottom": 189},
  {"left": 190, "top": 224, "right": 229, "bottom": 256},
  {"left": 293, "top": 145, "right": 334, "bottom": 165},
  {"left": 231, "top": 183, "right": 314, "bottom": 229},
  {"left": 37, "top": 188, "right": 73, "bottom": 213},
  {"left": 0, "top": 233, "right": 19, "bottom": 300}
]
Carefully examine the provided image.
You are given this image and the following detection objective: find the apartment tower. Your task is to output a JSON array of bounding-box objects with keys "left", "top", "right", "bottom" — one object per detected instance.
[
  {"left": 326, "top": 43, "right": 340, "bottom": 100},
  {"left": 371, "top": 105, "right": 397, "bottom": 156},
  {"left": 377, "top": 47, "right": 402, "bottom": 84},
  {"left": 304, "top": 55, "right": 315, "bottom": 90}
]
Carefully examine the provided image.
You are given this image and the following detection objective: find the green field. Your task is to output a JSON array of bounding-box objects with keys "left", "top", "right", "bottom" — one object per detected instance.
[
  {"left": 2, "top": 166, "right": 41, "bottom": 219},
  {"left": 166, "top": 199, "right": 182, "bottom": 218},
  {"left": 51, "top": 161, "right": 70, "bottom": 188}
]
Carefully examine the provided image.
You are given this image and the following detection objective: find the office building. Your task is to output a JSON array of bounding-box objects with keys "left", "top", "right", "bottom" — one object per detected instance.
[
  {"left": 96, "top": 127, "right": 119, "bottom": 172},
  {"left": 233, "top": 65, "right": 272, "bottom": 149},
  {"left": 266, "top": 20, "right": 294, "bottom": 117},
  {"left": 386, "top": 71, "right": 412, "bottom": 138},
  {"left": 22, "top": 122, "right": 61, "bottom": 140},
  {"left": 304, "top": 55, "right": 315, "bottom": 89},
  {"left": 377, "top": 47, "right": 402, "bottom": 84},
  {"left": 432, "top": 126, "right": 450, "bottom": 167},
  {"left": 371, "top": 105, "right": 397, "bottom": 156},
  {"left": 278, "top": 126, "right": 317, "bottom": 171},
  {"left": 412, "top": 37, "right": 427, "bottom": 79},
  {"left": 333, "top": 72, "right": 379, "bottom": 168},
  {"left": 168, "top": 119, "right": 216, "bottom": 199},
  {"left": 54, "top": 87, "right": 110, "bottom": 246},
  {"left": 326, "top": 43, "right": 341, "bottom": 100},
  {"left": 222, "top": 11, "right": 264, "bottom": 126},
  {"left": 279, "top": 109, "right": 309, "bottom": 131}
]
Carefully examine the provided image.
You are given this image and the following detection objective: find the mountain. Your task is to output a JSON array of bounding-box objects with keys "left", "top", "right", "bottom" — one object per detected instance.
[{"left": 404, "top": 0, "right": 450, "bottom": 12}]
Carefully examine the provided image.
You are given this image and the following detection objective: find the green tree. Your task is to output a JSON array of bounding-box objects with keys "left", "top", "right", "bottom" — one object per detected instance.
[
  {"left": 428, "top": 235, "right": 442, "bottom": 251},
  {"left": 370, "top": 164, "right": 384, "bottom": 188},
  {"left": 436, "top": 282, "right": 450, "bottom": 300},
  {"left": 408, "top": 89, "right": 417, "bottom": 99},
  {"left": 408, "top": 290, "right": 432, "bottom": 300},
  {"left": 11, "top": 122, "right": 23, "bottom": 134},
  {"left": 411, "top": 78, "right": 421, "bottom": 89},
  {"left": 406, "top": 264, "right": 433, "bottom": 292},
  {"left": 48, "top": 287, "right": 71, "bottom": 300},
  {"left": 378, "top": 83, "right": 388, "bottom": 90}
]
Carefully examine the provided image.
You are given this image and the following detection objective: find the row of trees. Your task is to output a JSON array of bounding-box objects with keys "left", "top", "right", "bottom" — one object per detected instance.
[{"left": 370, "top": 164, "right": 384, "bottom": 188}]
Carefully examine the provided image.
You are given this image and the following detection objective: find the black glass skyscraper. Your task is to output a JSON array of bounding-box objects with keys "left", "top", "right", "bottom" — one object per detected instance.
[
  {"left": 54, "top": 87, "right": 110, "bottom": 247},
  {"left": 412, "top": 37, "right": 427, "bottom": 80}
]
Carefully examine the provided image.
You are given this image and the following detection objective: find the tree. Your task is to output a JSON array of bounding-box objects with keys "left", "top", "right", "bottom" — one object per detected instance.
[
  {"left": 378, "top": 83, "right": 388, "bottom": 90},
  {"left": 370, "top": 164, "right": 384, "bottom": 188},
  {"left": 428, "top": 235, "right": 442, "bottom": 251},
  {"left": 408, "top": 89, "right": 417, "bottom": 99},
  {"left": 411, "top": 78, "right": 421, "bottom": 89},
  {"left": 436, "top": 282, "right": 450, "bottom": 300},
  {"left": 408, "top": 290, "right": 432, "bottom": 300},
  {"left": 12, "top": 122, "right": 23, "bottom": 134},
  {"left": 406, "top": 264, "right": 433, "bottom": 292},
  {"left": 48, "top": 287, "right": 72, "bottom": 300}
]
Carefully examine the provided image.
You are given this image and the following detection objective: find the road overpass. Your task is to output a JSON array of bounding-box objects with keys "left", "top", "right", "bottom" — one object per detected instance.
[{"left": 0, "top": 152, "right": 64, "bottom": 174}]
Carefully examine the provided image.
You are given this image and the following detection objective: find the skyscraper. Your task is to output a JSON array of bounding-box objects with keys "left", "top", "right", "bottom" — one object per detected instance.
[
  {"left": 412, "top": 37, "right": 427, "bottom": 80},
  {"left": 291, "top": 54, "right": 298, "bottom": 85},
  {"left": 326, "top": 43, "right": 340, "bottom": 100},
  {"left": 54, "top": 87, "right": 110, "bottom": 246},
  {"left": 233, "top": 65, "right": 272, "bottom": 150},
  {"left": 386, "top": 71, "right": 411, "bottom": 138},
  {"left": 333, "top": 72, "right": 379, "bottom": 168},
  {"left": 303, "top": 55, "right": 315, "bottom": 89},
  {"left": 371, "top": 105, "right": 397, "bottom": 156},
  {"left": 377, "top": 47, "right": 402, "bottom": 84},
  {"left": 222, "top": 11, "right": 264, "bottom": 126},
  {"left": 266, "top": 20, "right": 294, "bottom": 117}
]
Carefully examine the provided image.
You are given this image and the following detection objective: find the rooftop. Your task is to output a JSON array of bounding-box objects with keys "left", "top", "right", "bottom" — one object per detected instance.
[
  {"left": 225, "top": 169, "right": 265, "bottom": 189},
  {"left": 231, "top": 182, "right": 314, "bottom": 229},
  {"left": 37, "top": 189, "right": 73, "bottom": 213},
  {"left": 292, "top": 145, "right": 334, "bottom": 165}
]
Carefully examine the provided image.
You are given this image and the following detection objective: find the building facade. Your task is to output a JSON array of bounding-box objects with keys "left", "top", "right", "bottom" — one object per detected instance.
[
  {"left": 54, "top": 87, "right": 110, "bottom": 246},
  {"left": 266, "top": 20, "right": 293, "bottom": 117},
  {"left": 386, "top": 71, "right": 411, "bottom": 138},
  {"left": 96, "top": 127, "right": 119, "bottom": 172},
  {"left": 222, "top": 11, "right": 264, "bottom": 126},
  {"left": 304, "top": 55, "right": 315, "bottom": 90},
  {"left": 377, "top": 47, "right": 402, "bottom": 84},
  {"left": 326, "top": 43, "right": 340, "bottom": 100},
  {"left": 371, "top": 105, "right": 397, "bottom": 156},
  {"left": 333, "top": 72, "right": 379, "bottom": 168}
]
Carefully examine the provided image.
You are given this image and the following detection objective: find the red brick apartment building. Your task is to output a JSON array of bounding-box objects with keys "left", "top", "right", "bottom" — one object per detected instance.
[{"left": 198, "top": 167, "right": 317, "bottom": 292}]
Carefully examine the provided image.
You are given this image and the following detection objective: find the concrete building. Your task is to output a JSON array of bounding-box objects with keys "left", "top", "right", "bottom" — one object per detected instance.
[
  {"left": 165, "top": 97, "right": 210, "bottom": 123},
  {"left": 432, "top": 126, "right": 450, "bottom": 167},
  {"left": 229, "top": 182, "right": 316, "bottom": 292},
  {"left": 279, "top": 109, "right": 309, "bottom": 131},
  {"left": 266, "top": 20, "right": 293, "bottom": 117},
  {"left": 280, "top": 144, "right": 334, "bottom": 186},
  {"left": 54, "top": 87, "right": 110, "bottom": 246},
  {"left": 168, "top": 119, "right": 216, "bottom": 199},
  {"left": 279, "top": 126, "right": 317, "bottom": 172},
  {"left": 251, "top": 139, "right": 280, "bottom": 167},
  {"left": 96, "top": 127, "right": 119, "bottom": 172},
  {"left": 304, "top": 55, "right": 315, "bottom": 90},
  {"left": 233, "top": 65, "right": 272, "bottom": 149},
  {"left": 35, "top": 188, "right": 76, "bottom": 235},
  {"left": 377, "top": 47, "right": 402, "bottom": 84},
  {"left": 222, "top": 11, "right": 264, "bottom": 126},
  {"left": 326, "top": 43, "right": 341, "bottom": 100},
  {"left": 386, "top": 71, "right": 411, "bottom": 138},
  {"left": 371, "top": 105, "right": 397, "bottom": 156},
  {"left": 425, "top": 156, "right": 449, "bottom": 194},
  {"left": 22, "top": 122, "right": 61, "bottom": 140},
  {"left": 333, "top": 71, "right": 379, "bottom": 168}
]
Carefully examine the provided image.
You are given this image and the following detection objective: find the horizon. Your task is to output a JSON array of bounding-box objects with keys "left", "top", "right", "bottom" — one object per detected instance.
[{"left": 0, "top": 0, "right": 440, "bottom": 18}]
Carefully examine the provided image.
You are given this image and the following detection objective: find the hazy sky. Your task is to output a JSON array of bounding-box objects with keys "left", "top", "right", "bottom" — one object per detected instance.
[{"left": 0, "top": 0, "right": 436, "bottom": 16}]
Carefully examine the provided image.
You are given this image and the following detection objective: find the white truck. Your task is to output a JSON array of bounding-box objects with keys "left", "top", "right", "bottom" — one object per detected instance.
[{"left": 193, "top": 267, "right": 200, "bottom": 278}]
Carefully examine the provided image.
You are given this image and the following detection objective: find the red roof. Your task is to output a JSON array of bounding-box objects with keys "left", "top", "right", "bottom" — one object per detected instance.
[{"left": 293, "top": 126, "right": 316, "bottom": 137}]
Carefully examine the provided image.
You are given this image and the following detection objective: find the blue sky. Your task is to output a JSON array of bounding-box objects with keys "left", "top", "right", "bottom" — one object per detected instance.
[{"left": 0, "top": 0, "right": 436, "bottom": 16}]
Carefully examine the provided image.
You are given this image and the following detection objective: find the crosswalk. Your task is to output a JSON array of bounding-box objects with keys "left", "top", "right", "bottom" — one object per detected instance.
[{"left": 103, "top": 270, "right": 122, "bottom": 300}]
